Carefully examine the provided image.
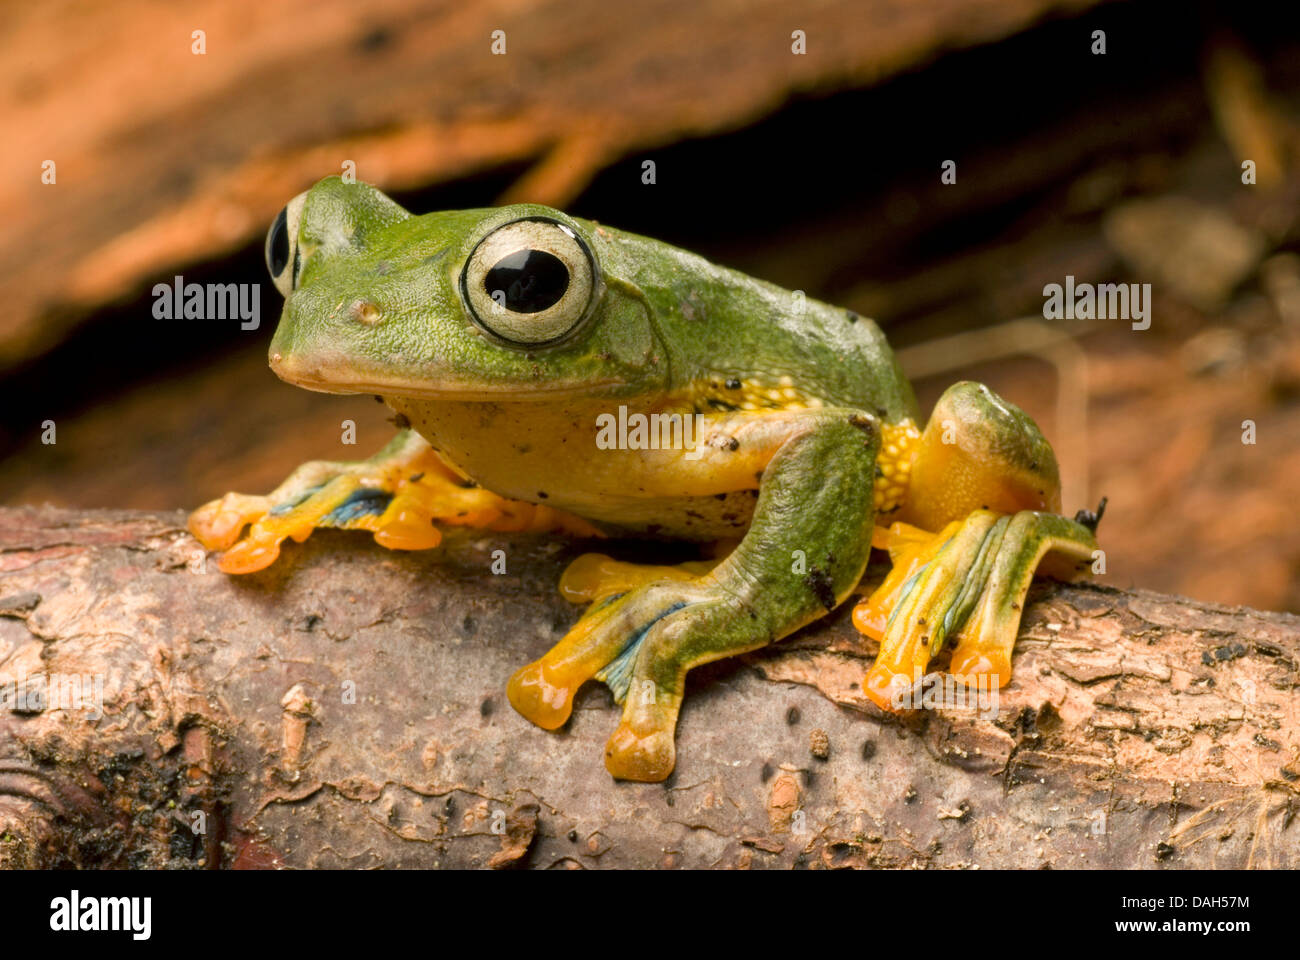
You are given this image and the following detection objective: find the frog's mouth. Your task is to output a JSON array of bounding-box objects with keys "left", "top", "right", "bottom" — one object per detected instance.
[{"left": 269, "top": 350, "right": 626, "bottom": 401}]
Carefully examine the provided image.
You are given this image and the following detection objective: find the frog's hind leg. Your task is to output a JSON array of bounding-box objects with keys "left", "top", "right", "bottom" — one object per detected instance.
[
  {"left": 189, "top": 429, "right": 603, "bottom": 574},
  {"left": 855, "top": 511, "right": 1098, "bottom": 709},
  {"left": 852, "top": 381, "right": 1102, "bottom": 710}
]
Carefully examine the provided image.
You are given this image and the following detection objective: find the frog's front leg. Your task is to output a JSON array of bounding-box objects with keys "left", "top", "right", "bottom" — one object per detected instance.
[
  {"left": 508, "top": 409, "right": 880, "bottom": 782},
  {"left": 189, "top": 428, "right": 601, "bottom": 573},
  {"left": 853, "top": 382, "right": 1102, "bottom": 709}
]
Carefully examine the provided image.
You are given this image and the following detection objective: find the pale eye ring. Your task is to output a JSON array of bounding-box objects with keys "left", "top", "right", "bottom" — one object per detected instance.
[
  {"left": 460, "top": 217, "right": 597, "bottom": 345},
  {"left": 264, "top": 191, "right": 308, "bottom": 298}
]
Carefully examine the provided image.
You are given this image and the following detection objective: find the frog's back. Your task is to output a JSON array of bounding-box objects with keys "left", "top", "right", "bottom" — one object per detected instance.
[{"left": 587, "top": 222, "right": 918, "bottom": 422}]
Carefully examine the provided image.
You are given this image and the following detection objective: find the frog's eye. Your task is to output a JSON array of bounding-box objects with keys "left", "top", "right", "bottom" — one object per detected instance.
[
  {"left": 461, "top": 217, "right": 597, "bottom": 345},
  {"left": 265, "top": 191, "right": 308, "bottom": 298}
]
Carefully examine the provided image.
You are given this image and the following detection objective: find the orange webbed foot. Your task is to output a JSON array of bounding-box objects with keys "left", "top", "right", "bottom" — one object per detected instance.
[
  {"left": 854, "top": 511, "right": 1098, "bottom": 713},
  {"left": 189, "top": 430, "right": 606, "bottom": 574}
]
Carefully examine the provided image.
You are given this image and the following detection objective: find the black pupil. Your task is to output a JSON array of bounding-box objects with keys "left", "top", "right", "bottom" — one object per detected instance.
[
  {"left": 483, "top": 249, "right": 569, "bottom": 313},
  {"left": 267, "top": 207, "right": 290, "bottom": 277}
]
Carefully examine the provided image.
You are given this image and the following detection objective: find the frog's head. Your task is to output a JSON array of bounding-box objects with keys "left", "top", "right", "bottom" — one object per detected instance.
[{"left": 263, "top": 176, "right": 664, "bottom": 400}]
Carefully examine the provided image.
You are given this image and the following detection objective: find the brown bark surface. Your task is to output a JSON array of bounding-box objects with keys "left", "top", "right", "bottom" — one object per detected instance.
[{"left": 1, "top": 506, "right": 1296, "bottom": 869}]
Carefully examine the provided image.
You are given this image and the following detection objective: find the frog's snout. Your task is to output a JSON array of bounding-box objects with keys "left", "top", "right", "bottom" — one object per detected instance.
[
  {"left": 268, "top": 349, "right": 317, "bottom": 389},
  {"left": 268, "top": 344, "right": 374, "bottom": 396},
  {"left": 268, "top": 350, "right": 293, "bottom": 382}
]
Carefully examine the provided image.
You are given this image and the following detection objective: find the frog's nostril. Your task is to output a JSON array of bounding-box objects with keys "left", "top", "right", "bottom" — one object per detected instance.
[
  {"left": 349, "top": 299, "right": 383, "bottom": 326},
  {"left": 269, "top": 350, "right": 312, "bottom": 387}
]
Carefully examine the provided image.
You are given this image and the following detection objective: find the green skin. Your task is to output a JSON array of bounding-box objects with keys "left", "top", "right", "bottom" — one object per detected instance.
[{"left": 224, "top": 176, "right": 1098, "bottom": 782}]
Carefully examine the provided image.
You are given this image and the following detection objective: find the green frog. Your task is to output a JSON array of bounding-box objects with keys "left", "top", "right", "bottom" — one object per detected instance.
[{"left": 190, "top": 176, "right": 1103, "bottom": 782}]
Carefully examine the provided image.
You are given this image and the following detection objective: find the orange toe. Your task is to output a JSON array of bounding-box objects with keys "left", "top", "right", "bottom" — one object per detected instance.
[
  {"left": 604, "top": 723, "right": 675, "bottom": 782},
  {"left": 507, "top": 661, "right": 575, "bottom": 730},
  {"left": 372, "top": 504, "right": 443, "bottom": 551},
  {"left": 949, "top": 645, "right": 1011, "bottom": 688},
  {"left": 862, "top": 662, "right": 922, "bottom": 711},
  {"left": 188, "top": 494, "right": 267, "bottom": 551},
  {"left": 215, "top": 534, "right": 283, "bottom": 574}
]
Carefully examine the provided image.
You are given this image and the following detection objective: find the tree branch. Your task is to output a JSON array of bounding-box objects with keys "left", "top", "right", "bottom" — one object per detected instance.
[{"left": 0, "top": 506, "right": 1296, "bottom": 869}]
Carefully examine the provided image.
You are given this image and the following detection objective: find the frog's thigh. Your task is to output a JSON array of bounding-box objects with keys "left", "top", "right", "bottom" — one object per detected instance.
[
  {"left": 901, "top": 381, "right": 1062, "bottom": 533},
  {"left": 603, "top": 409, "right": 882, "bottom": 781},
  {"left": 859, "top": 383, "right": 1099, "bottom": 709}
]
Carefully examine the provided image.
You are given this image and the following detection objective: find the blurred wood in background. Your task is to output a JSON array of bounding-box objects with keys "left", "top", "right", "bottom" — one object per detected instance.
[{"left": 0, "top": 0, "right": 1106, "bottom": 367}]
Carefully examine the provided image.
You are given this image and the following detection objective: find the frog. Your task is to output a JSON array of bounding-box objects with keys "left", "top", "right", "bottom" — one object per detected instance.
[{"left": 189, "top": 176, "right": 1104, "bottom": 783}]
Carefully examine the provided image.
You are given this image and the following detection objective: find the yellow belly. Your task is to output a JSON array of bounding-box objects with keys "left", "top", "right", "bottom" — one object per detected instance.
[
  {"left": 385, "top": 395, "right": 920, "bottom": 538},
  {"left": 386, "top": 395, "right": 758, "bottom": 538}
]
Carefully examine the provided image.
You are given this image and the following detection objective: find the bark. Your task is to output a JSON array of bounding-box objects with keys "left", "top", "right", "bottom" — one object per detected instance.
[{"left": 0, "top": 506, "right": 1296, "bottom": 870}]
